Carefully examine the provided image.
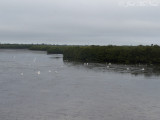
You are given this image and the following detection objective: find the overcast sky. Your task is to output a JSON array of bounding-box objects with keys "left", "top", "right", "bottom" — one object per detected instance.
[{"left": 0, "top": 0, "right": 160, "bottom": 45}]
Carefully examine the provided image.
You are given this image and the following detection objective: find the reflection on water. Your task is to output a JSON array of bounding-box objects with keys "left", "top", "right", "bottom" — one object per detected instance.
[
  {"left": 64, "top": 62, "right": 160, "bottom": 77},
  {"left": 0, "top": 49, "right": 160, "bottom": 120}
]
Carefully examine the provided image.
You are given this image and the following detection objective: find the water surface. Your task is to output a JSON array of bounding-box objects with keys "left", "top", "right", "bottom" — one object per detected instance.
[{"left": 0, "top": 49, "right": 160, "bottom": 120}]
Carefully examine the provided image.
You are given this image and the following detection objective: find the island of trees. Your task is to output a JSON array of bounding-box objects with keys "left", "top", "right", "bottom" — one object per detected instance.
[{"left": 0, "top": 44, "right": 160, "bottom": 65}]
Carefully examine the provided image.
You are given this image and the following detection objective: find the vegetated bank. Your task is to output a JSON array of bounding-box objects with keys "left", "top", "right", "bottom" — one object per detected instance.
[{"left": 0, "top": 44, "right": 160, "bottom": 65}]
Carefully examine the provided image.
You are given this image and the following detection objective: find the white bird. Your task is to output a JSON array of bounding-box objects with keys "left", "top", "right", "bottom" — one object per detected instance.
[
  {"left": 21, "top": 73, "right": 23, "bottom": 76},
  {"left": 37, "top": 71, "right": 41, "bottom": 75},
  {"left": 141, "top": 68, "right": 145, "bottom": 71},
  {"left": 86, "top": 63, "right": 88, "bottom": 65},
  {"left": 127, "top": 68, "right": 130, "bottom": 70},
  {"left": 48, "top": 70, "right": 51, "bottom": 73},
  {"left": 108, "top": 63, "right": 112, "bottom": 65},
  {"left": 107, "top": 66, "right": 110, "bottom": 68}
]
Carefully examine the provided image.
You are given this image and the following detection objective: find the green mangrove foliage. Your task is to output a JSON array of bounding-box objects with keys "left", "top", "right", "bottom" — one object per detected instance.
[
  {"left": 62, "top": 45, "right": 160, "bottom": 64},
  {"left": 0, "top": 44, "right": 160, "bottom": 64}
]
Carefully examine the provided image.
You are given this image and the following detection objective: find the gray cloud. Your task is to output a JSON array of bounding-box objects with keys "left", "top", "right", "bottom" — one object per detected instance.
[{"left": 0, "top": 0, "right": 160, "bottom": 45}]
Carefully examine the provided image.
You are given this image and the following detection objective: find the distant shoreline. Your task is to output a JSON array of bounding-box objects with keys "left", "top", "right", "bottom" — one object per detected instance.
[{"left": 0, "top": 44, "right": 160, "bottom": 65}]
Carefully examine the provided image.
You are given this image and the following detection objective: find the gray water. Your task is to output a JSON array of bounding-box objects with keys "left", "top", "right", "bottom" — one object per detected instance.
[{"left": 0, "top": 49, "right": 160, "bottom": 120}]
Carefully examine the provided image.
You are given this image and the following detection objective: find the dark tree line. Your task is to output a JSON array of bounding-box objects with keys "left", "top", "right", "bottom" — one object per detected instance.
[
  {"left": 0, "top": 44, "right": 32, "bottom": 49},
  {"left": 1, "top": 44, "right": 160, "bottom": 64}
]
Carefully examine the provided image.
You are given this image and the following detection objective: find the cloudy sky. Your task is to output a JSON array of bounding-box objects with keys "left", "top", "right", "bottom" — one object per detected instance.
[{"left": 0, "top": 0, "right": 160, "bottom": 45}]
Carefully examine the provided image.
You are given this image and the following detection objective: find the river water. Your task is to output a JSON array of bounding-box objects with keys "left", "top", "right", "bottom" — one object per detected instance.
[{"left": 0, "top": 49, "right": 160, "bottom": 120}]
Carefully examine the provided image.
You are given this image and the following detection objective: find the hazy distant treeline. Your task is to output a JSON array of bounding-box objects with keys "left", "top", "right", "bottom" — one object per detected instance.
[
  {"left": 0, "top": 44, "right": 32, "bottom": 49},
  {"left": 0, "top": 44, "right": 160, "bottom": 64}
]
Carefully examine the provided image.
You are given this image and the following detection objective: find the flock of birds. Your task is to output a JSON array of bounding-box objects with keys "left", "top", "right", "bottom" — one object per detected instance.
[
  {"left": 12, "top": 56, "right": 60, "bottom": 76},
  {"left": 20, "top": 70, "right": 58, "bottom": 76},
  {"left": 84, "top": 62, "right": 145, "bottom": 71},
  {"left": 12, "top": 56, "right": 145, "bottom": 76}
]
